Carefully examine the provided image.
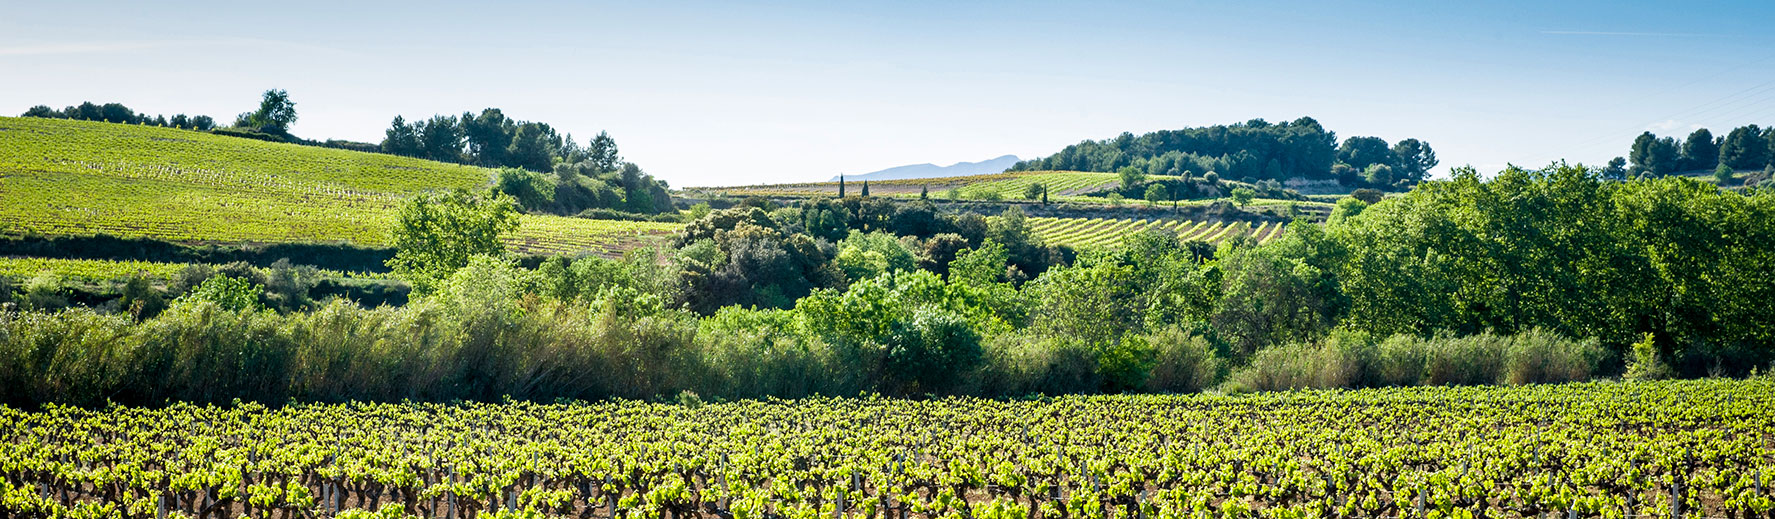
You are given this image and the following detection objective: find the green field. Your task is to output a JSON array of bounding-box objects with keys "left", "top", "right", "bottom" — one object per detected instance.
[
  {"left": 3, "top": 379, "right": 1771, "bottom": 519},
  {"left": 0, "top": 256, "right": 387, "bottom": 283},
  {"left": 0, "top": 117, "right": 680, "bottom": 256},
  {"left": 1029, "top": 216, "right": 1285, "bottom": 249}
]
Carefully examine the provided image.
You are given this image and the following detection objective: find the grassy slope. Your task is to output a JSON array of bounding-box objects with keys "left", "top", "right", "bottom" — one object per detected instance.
[{"left": 0, "top": 117, "right": 680, "bottom": 256}]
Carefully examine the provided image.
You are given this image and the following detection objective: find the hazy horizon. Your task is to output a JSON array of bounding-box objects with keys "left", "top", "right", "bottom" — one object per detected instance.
[{"left": 6, "top": 1, "right": 1775, "bottom": 186}]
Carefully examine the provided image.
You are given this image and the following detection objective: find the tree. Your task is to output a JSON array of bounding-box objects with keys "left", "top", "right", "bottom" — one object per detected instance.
[
  {"left": 1230, "top": 187, "right": 1256, "bottom": 207},
  {"left": 1145, "top": 183, "right": 1168, "bottom": 207},
  {"left": 1119, "top": 165, "right": 1147, "bottom": 188},
  {"left": 237, "top": 89, "right": 297, "bottom": 133},
  {"left": 382, "top": 116, "right": 421, "bottom": 157},
  {"left": 505, "top": 123, "right": 556, "bottom": 172},
  {"left": 1362, "top": 163, "right": 1394, "bottom": 186},
  {"left": 1714, "top": 163, "right": 1734, "bottom": 185},
  {"left": 461, "top": 108, "right": 513, "bottom": 167},
  {"left": 386, "top": 189, "right": 520, "bottom": 295},
  {"left": 1603, "top": 157, "right": 1628, "bottom": 181},
  {"left": 1041, "top": 185, "right": 1050, "bottom": 206},
  {"left": 838, "top": 175, "right": 846, "bottom": 198},
  {"left": 920, "top": 185, "right": 929, "bottom": 200},
  {"left": 588, "top": 131, "right": 621, "bottom": 172},
  {"left": 1024, "top": 182, "right": 1045, "bottom": 200},
  {"left": 861, "top": 180, "right": 871, "bottom": 197},
  {"left": 418, "top": 115, "right": 464, "bottom": 163},
  {"left": 1337, "top": 136, "right": 1394, "bottom": 171},
  {"left": 1629, "top": 132, "right": 1679, "bottom": 176},
  {"left": 1681, "top": 128, "right": 1719, "bottom": 171},
  {"left": 1391, "top": 138, "right": 1438, "bottom": 183},
  {"left": 1720, "top": 125, "right": 1769, "bottom": 170}
]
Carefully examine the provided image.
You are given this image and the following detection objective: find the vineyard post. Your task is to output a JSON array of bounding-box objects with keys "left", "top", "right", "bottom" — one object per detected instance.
[
  {"left": 1669, "top": 472, "right": 1682, "bottom": 519},
  {"left": 158, "top": 492, "right": 167, "bottom": 519},
  {"left": 1414, "top": 486, "right": 1424, "bottom": 519},
  {"left": 447, "top": 467, "right": 456, "bottom": 519},
  {"left": 836, "top": 487, "right": 846, "bottom": 519}
]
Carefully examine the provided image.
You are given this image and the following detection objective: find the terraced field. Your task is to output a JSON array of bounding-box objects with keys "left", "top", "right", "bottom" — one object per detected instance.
[
  {"left": 0, "top": 117, "right": 679, "bottom": 256},
  {"left": 1029, "top": 216, "right": 1286, "bottom": 249}
]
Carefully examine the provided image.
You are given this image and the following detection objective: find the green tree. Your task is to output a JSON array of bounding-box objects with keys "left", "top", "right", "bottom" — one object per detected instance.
[
  {"left": 1362, "top": 163, "right": 1394, "bottom": 186},
  {"left": 861, "top": 180, "right": 870, "bottom": 197},
  {"left": 1720, "top": 125, "right": 1769, "bottom": 170},
  {"left": 1230, "top": 187, "right": 1256, "bottom": 207},
  {"left": 1681, "top": 128, "right": 1719, "bottom": 171},
  {"left": 1145, "top": 183, "right": 1169, "bottom": 207},
  {"left": 1603, "top": 157, "right": 1628, "bottom": 181},
  {"left": 948, "top": 239, "right": 1009, "bottom": 286},
  {"left": 1714, "top": 163, "right": 1734, "bottom": 185},
  {"left": 237, "top": 89, "right": 298, "bottom": 133},
  {"left": 495, "top": 168, "right": 557, "bottom": 209},
  {"left": 588, "top": 131, "right": 622, "bottom": 172},
  {"left": 387, "top": 189, "right": 521, "bottom": 295},
  {"left": 1391, "top": 138, "right": 1438, "bottom": 183},
  {"left": 1119, "top": 165, "right": 1147, "bottom": 188},
  {"left": 1024, "top": 182, "right": 1045, "bottom": 200},
  {"left": 1337, "top": 136, "right": 1394, "bottom": 171}
]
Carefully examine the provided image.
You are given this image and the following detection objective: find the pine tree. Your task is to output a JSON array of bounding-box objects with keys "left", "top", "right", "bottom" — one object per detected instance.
[
  {"left": 920, "top": 185, "right": 929, "bottom": 199},
  {"left": 861, "top": 180, "right": 870, "bottom": 197}
]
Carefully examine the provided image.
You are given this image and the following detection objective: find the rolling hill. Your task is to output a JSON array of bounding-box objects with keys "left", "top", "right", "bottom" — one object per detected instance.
[{"left": 0, "top": 117, "right": 680, "bottom": 257}]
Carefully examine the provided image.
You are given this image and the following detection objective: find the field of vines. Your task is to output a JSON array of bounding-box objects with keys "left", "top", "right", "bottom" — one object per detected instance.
[
  {"left": 0, "top": 257, "right": 390, "bottom": 284},
  {"left": 1028, "top": 217, "right": 1285, "bottom": 249},
  {"left": 0, "top": 117, "right": 679, "bottom": 257},
  {"left": 2, "top": 379, "right": 1771, "bottom": 519}
]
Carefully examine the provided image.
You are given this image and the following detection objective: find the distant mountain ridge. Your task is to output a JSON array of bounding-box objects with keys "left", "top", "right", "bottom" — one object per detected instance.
[{"left": 831, "top": 154, "right": 1020, "bottom": 182}]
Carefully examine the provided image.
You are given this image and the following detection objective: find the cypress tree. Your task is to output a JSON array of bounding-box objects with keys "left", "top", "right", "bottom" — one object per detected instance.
[
  {"left": 920, "top": 185, "right": 929, "bottom": 199},
  {"left": 838, "top": 175, "right": 846, "bottom": 197},
  {"left": 861, "top": 180, "right": 870, "bottom": 197},
  {"left": 1041, "top": 185, "right": 1049, "bottom": 205}
]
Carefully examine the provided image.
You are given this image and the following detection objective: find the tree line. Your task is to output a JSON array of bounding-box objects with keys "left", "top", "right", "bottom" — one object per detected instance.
[
  {"left": 383, "top": 109, "right": 675, "bottom": 215},
  {"left": 22, "top": 102, "right": 216, "bottom": 131},
  {"left": 1623, "top": 125, "right": 1775, "bottom": 181},
  {"left": 1008, "top": 117, "right": 1438, "bottom": 190}
]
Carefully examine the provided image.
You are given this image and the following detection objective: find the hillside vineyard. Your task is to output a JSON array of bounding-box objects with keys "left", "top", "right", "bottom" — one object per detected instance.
[
  {"left": 0, "top": 117, "right": 680, "bottom": 257},
  {"left": 3, "top": 379, "right": 1771, "bottom": 519}
]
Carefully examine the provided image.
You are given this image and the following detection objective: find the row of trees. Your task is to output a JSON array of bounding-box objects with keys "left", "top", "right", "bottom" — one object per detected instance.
[
  {"left": 1627, "top": 125, "right": 1775, "bottom": 177},
  {"left": 21, "top": 102, "right": 216, "bottom": 131},
  {"left": 1009, "top": 118, "right": 1437, "bottom": 189},
  {"left": 383, "top": 108, "right": 674, "bottom": 214}
]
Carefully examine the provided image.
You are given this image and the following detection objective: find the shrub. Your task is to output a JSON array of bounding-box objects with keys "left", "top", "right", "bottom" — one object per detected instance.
[
  {"left": 1625, "top": 332, "right": 1674, "bottom": 381},
  {"left": 1501, "top": 328, "right": 1606, "bottom": 385},
  {"left": 182, "top": 274, "right": 262, "bottom": 312},
  {"left": 20, "top": 272, "right": 67, "bottom": 311},
  {"left": 1142, "top": 328, "right": 1220, "bottom": 393}
]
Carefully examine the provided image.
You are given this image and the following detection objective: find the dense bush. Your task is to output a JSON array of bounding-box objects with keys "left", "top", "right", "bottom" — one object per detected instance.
[{"left": 1228, "top": 329, "right": 1608, "bottom": 392}]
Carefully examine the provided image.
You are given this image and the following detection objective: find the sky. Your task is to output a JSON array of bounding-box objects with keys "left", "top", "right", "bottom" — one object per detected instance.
[{"left": 5, "top": 1, "right": 1775, "bottom": 187}]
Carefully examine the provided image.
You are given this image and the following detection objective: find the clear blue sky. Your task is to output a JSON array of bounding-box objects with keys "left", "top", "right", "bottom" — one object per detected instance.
[{"left": 5, "top": 1, "right": 1775, "bottom": 186}]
